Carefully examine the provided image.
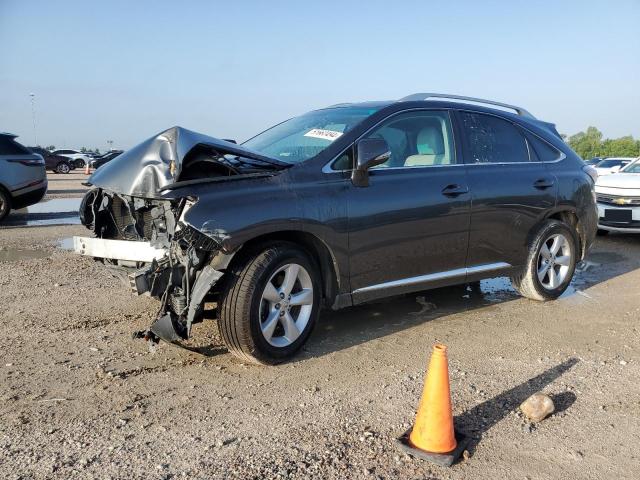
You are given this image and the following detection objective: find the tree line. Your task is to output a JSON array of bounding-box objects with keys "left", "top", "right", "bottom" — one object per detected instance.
[{"left": 564, "top": 127, "right": 640, "bottom": 160}]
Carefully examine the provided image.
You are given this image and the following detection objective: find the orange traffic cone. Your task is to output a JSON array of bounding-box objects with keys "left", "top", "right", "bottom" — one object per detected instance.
[
  {"left": 397, "top": 344, "right": 468, "bottom": 467},
  {"left": 84, "top": 162, "right": 90, "bottom": 175}
]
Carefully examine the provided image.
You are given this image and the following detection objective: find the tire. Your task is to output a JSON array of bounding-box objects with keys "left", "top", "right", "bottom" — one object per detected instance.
[
  {"left": 510, "top": 220, "right": 578, "bottom": 301},
  {"left": 74, "top": 159, "right": 85, "bottom": 168},
  {"left": 596, "top": 229, "right": 610, "bottom": 236},
  {"left": 0, "top": 187, "right": 11, "bottom": 222},
  {"left": 55, "top": 162, "right": 71, "bottom": 174},
  {"left": 218, "top": 244, "right": 321, "bottom": 365}
]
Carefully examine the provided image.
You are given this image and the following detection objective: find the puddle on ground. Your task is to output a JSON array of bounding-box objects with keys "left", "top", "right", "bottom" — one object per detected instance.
[
  {"left": 0, "top": 248, "right": 50, "bottom": 262},
  {"left": 2, "top": 215, "right": 81, "bottom": 227},
  {"left": 14, "top": 197, "right": 81, "bottom": 215},
  {"left": 57, "top": 237, "right": 75, "bottom": 250},
  {"left": 1, "top": 197, "right": 83, "bottom": 227}
]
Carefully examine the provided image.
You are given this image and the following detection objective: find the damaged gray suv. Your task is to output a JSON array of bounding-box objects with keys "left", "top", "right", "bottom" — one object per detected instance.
[{"left": 76, "top": 93, "right": 598, "bottom": 364}]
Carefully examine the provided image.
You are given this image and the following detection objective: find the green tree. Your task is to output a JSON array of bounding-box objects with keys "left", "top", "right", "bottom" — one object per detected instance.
[
  {"left": 567, "top": 126, "right": 603, "bottom": 159},
  {"left": 567, "top": 127, "right": 640, "bottom": 160}
]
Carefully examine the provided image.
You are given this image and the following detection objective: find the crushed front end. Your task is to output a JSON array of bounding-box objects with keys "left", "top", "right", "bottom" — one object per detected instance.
[
  {"left": 72, "top": 126, "right": 287, "bottom": 349},
  {"left": 76, "top": 187, "right": 226, "bottom": 347}
]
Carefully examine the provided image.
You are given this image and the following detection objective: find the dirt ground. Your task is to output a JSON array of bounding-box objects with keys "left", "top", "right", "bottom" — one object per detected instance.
[{"left": 1, "top": 174, "right": 639, "bottom": 480}]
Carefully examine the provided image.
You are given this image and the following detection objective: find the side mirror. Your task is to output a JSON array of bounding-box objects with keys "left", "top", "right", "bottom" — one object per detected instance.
[{"left": 351, "top": 138, "right": 391, "bottom": 187}]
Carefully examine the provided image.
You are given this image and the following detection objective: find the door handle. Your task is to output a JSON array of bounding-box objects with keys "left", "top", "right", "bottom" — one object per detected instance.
[
  {"left": 533, "top": 178, "right": 555, "bottom": 189},
  {"left": 441, "top": 184, "right": 469, "bottom": 197}
]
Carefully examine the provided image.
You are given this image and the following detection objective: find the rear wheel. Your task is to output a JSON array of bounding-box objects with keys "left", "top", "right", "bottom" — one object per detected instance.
[
  {"left": 218, "top": 244, "right": 321, "bottom": 364},
  {"left": 55, "top": 162, "right": 71, "bottom": 174},
  {"left": 511, "top": 220, "right": 578, "bottom": 301},
  {"left": 0, "top": 188, "right": 11, "bottom": 222}
]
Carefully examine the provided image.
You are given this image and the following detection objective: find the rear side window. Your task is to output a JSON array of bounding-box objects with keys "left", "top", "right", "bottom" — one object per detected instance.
[
  {"left": 0, "top": 136, "right": 30, "bottom": 155},
  {"left": 459, "top": 112, "right": 529, "bottom": 164},
  {"left": 524, "top": 132, "right": 563, "bottom": 162}
]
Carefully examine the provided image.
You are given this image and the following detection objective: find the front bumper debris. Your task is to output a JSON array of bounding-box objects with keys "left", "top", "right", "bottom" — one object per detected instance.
[
  {"left": 73, "top": 236, "right": 168, "bottom": 263},
  {"left": 75, "top": 187, "right": 229, "bottom": 351}
]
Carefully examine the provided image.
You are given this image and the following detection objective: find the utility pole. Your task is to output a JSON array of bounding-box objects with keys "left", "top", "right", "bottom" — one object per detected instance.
[{"left": 29, "top": 93, "right": 37, "bottom": 146}]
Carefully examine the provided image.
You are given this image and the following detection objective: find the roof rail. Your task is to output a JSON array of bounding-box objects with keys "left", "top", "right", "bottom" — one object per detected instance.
[{"left": 398, "top": 93, "right": 535, "bottom": 119}]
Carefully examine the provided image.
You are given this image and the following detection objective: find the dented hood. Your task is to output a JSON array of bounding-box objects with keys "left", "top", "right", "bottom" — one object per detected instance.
[{"left": 87, "top": 126, "right": 286, "bottom": 198}]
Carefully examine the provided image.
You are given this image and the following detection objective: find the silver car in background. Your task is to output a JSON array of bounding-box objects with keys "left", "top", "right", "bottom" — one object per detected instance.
[{"left": 0, "top": 133, "right": 48, "bottom": 222}]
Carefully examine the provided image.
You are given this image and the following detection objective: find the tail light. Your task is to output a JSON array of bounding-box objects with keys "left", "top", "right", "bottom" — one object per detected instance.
[
  {"left": 7, "top": 157, "right": 45, "bottom": 166},
  {"left": 582, "top": 165, "right": 598, "bottom": 184}
]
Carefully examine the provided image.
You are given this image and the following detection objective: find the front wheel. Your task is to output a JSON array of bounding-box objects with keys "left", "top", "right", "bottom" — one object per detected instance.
[
  {"left": 218, "top": 244, "right": 321, "bottom": 365},
  {"left": 511, "top": 220, "right": 578, "bottom": 301},
  {"left": 56, "top": 162, "right": 71, "bottom": 174}
]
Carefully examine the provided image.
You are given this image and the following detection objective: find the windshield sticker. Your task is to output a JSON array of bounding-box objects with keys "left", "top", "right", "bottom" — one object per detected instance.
[{"left": 304, "top": 129, "right": 343, "bottom": 142}]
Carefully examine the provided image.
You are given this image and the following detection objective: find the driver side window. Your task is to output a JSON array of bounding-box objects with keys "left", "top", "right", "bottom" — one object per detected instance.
[{"left": 365, "top": 110, "right": 456, "bottom": 169}]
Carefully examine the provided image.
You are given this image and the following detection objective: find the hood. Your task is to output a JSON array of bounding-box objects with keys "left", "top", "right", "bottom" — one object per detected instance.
[
  {"left": 596, "top": 172, "right": 640, "bottom": 190},
  {"left": 87, "top": 126, "right": 287, "bottom": 198}
]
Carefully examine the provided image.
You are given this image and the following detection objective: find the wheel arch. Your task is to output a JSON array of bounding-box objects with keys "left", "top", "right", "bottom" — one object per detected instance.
[
  {"left": 224, "top": 230, "right": 341, "bottom": 307},
  {"left": 541, "top": 208, "right": 585, "bottom": 259}
]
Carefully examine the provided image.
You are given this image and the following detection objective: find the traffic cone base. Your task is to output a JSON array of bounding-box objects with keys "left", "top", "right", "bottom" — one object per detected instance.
[
  {"left": 397, "top": 343, "right": 468, "bottom": 467},
  {"left": 397, "top": 428, "right": 469, "bottom": 467}
]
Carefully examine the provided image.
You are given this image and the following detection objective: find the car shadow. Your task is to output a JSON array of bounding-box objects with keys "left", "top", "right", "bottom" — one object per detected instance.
[{"left": 454, "top": 358, "right": 579, "bottom": 456}]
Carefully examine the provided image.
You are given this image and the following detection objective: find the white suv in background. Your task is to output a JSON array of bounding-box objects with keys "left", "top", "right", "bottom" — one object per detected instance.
[
  {"left": 594, "top": 157, "right": 634, "bottom": 176},
  {"left": 595, "top": 157, "right": 640, "bottom": 234},
  {"left": 52, "top": 149, "right": 92, "bottom": 168}
]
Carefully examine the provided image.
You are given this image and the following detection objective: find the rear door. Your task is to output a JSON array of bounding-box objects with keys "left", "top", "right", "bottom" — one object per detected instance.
[
  {"left": 455, "top": 110, "right": 557, "bottom": 270},
  {"left": 0, "top": 136, "right": 42, "bottom": 191}
]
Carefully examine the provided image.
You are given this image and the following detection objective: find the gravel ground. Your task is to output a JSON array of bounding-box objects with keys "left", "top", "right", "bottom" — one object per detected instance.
[{"left": 1, "top": 179, "right": 639, "bottom": 479}]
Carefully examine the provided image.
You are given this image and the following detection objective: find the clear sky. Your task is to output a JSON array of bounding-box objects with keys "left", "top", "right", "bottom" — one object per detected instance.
[{"left": 1, "top": 0, "right": 638, "bottom": 151}]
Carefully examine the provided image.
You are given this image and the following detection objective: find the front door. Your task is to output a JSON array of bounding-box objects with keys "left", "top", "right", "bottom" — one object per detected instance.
[{"left": 346, "top": 110, "right": 471, "bottom": 303}]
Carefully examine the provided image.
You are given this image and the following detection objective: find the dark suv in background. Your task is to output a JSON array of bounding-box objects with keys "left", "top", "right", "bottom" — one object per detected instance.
[
  {"left": 74, "top": 93, "right": 598, "bottom": 364},
  {"left": 30, "top": 147, "right": 74, "bottom": 174}
]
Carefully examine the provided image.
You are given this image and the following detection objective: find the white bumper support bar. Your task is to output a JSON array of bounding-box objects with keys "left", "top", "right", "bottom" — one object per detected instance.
[{"left": 73, "top": 236, "right": 168, "bottom": 262}]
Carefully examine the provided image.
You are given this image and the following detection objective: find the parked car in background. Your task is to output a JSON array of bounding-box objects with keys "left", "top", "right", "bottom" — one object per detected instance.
[
  {"left": 585, "top": 157, "right": 604, "bottom": 166},
  {"left": 74, "top": 93, "right": 598, "bottom": 364},
  {"left": 595, "top": 157, "right": 640, "bottom": 234},
  {"left": 90, "top": 150, "right": 123, "bottom": 170},
  {"left": 594, "top": 157, "right": 634, "bottom": 176},
  {"left": 0, "top": 133, "right": 47, "bottom": 222},
  {"left": 52, "top": 149, "right": 92, "bottom": 168},
  {"left": 29, "top": 146, "right": 74, "bottom": 174}
]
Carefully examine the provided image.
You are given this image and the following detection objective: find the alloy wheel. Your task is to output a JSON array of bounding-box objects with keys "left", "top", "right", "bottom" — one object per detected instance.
[
  {"left": 259, "top": 263, "right": 314, "bottom": 347},
  {"left": 537, "top": 233, "right": 572, "bottom": 290}
]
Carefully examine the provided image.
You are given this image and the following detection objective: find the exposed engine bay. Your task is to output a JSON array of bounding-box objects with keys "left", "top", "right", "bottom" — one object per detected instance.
[{"left": 78, "top": 187, "right": 228, "bottom": 347}]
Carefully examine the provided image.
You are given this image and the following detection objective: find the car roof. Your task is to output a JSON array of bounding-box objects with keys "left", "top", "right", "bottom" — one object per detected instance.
[
  {"left": 0, "top": 132, "right": 18, "bottom": 138},
  {"left": 321, "top": 93, "right": 559, "bottom": 137}
]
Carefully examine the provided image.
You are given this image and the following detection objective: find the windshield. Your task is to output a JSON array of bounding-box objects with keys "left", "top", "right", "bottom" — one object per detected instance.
[
  {"left": 598, "top": 159, "right": 627, "bottom": 168},
  {"left": 621, "top": 159, "right": 640, "bottom": 173},
  {"left": 242, "top": 106, "right": 381, "bottom": 164}
]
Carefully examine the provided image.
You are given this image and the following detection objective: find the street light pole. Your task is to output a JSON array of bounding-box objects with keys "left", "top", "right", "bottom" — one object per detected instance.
[{"left": 29, "top": 93, "right": 37, "bottom": 146}]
